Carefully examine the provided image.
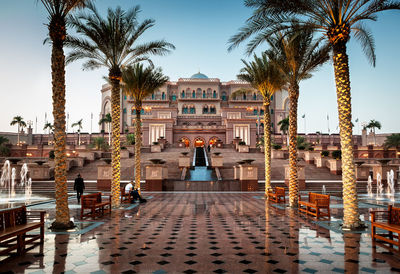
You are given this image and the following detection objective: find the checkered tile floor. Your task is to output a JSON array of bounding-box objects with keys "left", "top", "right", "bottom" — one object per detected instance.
[{"left": 1, "top": 193, "right": 400, "bottom": 273}]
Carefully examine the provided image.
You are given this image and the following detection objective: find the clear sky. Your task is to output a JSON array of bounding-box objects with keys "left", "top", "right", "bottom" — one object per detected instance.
[{"left": 0, "top": 0, "right": 399, "bottom": 135}]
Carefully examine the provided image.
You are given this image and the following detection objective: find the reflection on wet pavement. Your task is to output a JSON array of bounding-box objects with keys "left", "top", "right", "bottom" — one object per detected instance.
[{"left": 1, "top": 193, "right": 400, "bottom": 273}]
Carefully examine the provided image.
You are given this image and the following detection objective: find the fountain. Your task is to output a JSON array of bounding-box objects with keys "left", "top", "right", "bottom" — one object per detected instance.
[
  {"left": 0, "top": 160, "right": 16, "bottom": 199},
  {"left": 367, "top": 175, "right": 373, "bottom": 197},
  {"left": 376, "top": 173, "right": 384, "bottom": 200},
  {"left": 387, "top": 170, "right": 395, "bottom": 201}
]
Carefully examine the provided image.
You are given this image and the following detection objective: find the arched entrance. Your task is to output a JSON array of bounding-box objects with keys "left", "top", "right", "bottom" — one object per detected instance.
[
  {"left": 194, "top": 137, "right": 205, "bottom": 147},
  {"left": 208, "top": 136, "right": 219, "bottom": 147},
  {"left": 180, "top": 137, "right": 190, "bottom": 148}
]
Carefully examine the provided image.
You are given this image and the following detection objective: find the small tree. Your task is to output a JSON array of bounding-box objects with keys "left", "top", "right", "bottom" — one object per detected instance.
[
  {"left": 10, "top": 116, "right": 26, "bottom": 145},
  {"left": 99, "top": 113, "right": 111, "bottom": 145},
  {"left": 71, "top": 119, "right": 83, "bottom": 145},
  {"left": 278, "top": 117, "right": 289, "bottom": 145},
  {"left": 384, "top": 134, "right": 400, "bottom": 149},
  {"left": 366, "top": 120, "right": 382, "bottom": 145}
]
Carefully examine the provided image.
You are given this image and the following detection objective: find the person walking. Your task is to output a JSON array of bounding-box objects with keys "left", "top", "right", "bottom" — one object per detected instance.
[{"left": 74, "top": 174, "right": 85, "bottom": 203}]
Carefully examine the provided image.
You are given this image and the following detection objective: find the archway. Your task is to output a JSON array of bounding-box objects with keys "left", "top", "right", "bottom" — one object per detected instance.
[
  {"left": 180, "top": 137, "right": 190, "bottom": 148},
  {"left": 209, "top": 136, "right": 220, "bottom": 146},
  {"left": 194, "top": 137, "right": 205, "bottom": 147}
]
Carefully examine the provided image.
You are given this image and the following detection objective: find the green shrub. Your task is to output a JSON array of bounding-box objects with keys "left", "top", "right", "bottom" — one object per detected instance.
[
  {"left": 0, "top": 145, "right": 10, "bottom": 157},
  {"left": 298, "top": 145, "right": 306, "bottom": 150},
  {"left": 91, "top": 137, "right": 106, "bottom": 150},
  {"left": 321, "top": 151, "right": 329, "bottom": 157},
  {"left": 332, "top": 150, "right": 342, "bottom": 160},
  {"left": 126, "top": 134, "right": 135, "bottom": 145},
  {"left": 238, "top": 141, "right": 246, "bottom": 145},
  {"left": 272, "top": 144, "right": 282, "bottom": 150}
]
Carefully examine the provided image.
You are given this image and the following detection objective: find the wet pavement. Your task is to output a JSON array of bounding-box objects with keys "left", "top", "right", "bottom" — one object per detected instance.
[{"left": 1, "top": 192, "right": 400, "bottom": 273}]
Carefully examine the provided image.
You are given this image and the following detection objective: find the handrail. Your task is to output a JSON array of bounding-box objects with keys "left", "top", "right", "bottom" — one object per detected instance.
[
  {"left": 203, "top": 147, "right": 209, "bottom": 167},
  {"left": 192, "top": 148, "right": 196, "bottom": 167}
]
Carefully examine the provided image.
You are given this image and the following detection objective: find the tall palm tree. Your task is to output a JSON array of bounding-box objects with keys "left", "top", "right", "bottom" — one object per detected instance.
[
  {"left": 366, "top": 119, "right": 382, "bottom": 145},
  {"left": 264, "top": 29, "right": 330, "bottom": 207},
  {"left": 99, "top": 113, "right": 112, "bottom": 145},
  {"left": 39, "top": 0, "right": 92, "bottom": 230},
  {"left": 10, "top": 116, "right": 27, "bottom": 145},
  {"left": 43, "top": 122, "right": 54, "bottom": 135},
  {"left": 228, "top": 0, "right": 400, "bottom": 229},
  {"left": 122, "top": 64, "right": 169, "bottom": 192},
  {"left": 237, "top": 53, "right": 286, "bottom": 195},
  {"left": 67, "top": 4, "right": 175, "bottom": 207},
  {"left": 71, "top": 119, "right": 83, "bottom": 145}
]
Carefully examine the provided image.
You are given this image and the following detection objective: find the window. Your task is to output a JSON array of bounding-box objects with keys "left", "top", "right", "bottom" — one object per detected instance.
[
  {"left": 181, "top": 90, "right": 185, "bottom": 98},
  {"left": 271, "top": 109, "right": 274, "bottom": 114},
  {"left": 203, "top": 105, "right": 208, "bottom": 114},
  {"left": 243, "top": 94, "right": 247, "bottom": 100},
  {"left": 253, "top": 109, "right": 257, "bottom": 115},
  {"left": 124, "top": 95, "right": 127, "bottom": 100},
  {"left": 213, "top": 90, "right": 217, "bottom": 98},
  {"left": 271, "top": 95, "right": 274, "bottom": 101},
  {"left": 221, "top": 91, "right": 227, "bottom": 101},
  {"left": 162, "top": 92, "right": 165, "bottom": 100},
  {"left": 190, "top": 106, "right": 196, "bottom": 114},
  {"left": 192, "top": 90, "right": 196, "bottom": 98},
  {"left": 183, "top": 106, "right": 188, "bottom": 114},
  {"left": 141, "top": 109, "right": 144, "bottom": 114},
  {"left": 203, "top": 90, "right": 206, "bottom": 98},
  {"left": 253, "top": 93, "right": 256, "bottom": 100},
  {"left": 123, "top": 108, "right": 126, "bottom": 114},
  {"left": 172, "top": 95, "right": 176, "bottom": 101},
  {"left": 210, "top": 106, "right": 216, "bottom": 114},
  {"left": 260, "top": 109, "right": 264, "bottom": 115},
  {"left": 151, "top": 94, "right": 155, "bottom": 99}
]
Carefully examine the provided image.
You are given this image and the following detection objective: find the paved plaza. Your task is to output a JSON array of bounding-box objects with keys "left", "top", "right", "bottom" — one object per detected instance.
[{"left": 1, "top": 192, "right": 400, "bottom": 273}]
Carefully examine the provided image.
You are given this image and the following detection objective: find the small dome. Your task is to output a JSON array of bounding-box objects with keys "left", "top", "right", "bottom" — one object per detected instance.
[{"left": 190, "top": 72, "right": 208, "bottom": 79}]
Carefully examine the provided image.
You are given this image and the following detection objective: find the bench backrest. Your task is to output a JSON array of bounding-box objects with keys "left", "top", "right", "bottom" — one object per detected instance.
[
  {"left": 0, "top": 206, "right": 27, "bottom": 231},
  {"left": 276, "top": 187, "right": 285, "bottom": 195},
  {"left": 308, "top": 192, "right": 330, "bottom": 205},
  {"left": 389, "top": 205, "right": 400, "bottom": 225},
  {"left": 81, "top": 192, "right": 102, "bottom": 205}
]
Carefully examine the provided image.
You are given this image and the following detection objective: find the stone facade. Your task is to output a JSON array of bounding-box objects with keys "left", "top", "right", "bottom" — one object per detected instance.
[{"left": 100, "top": 72, "right": 289, "bottom": 148}]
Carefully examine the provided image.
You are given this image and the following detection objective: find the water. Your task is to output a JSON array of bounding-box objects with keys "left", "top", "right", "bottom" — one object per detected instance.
[
  {"left": 188, "top": 167, "right": 217, "bottom": 181},
  {"left": 0, "top": 160, "right": 45, "bottom": 209}
]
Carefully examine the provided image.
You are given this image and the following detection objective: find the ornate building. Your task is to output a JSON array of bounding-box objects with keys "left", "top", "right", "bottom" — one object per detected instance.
[{"left": 100, "top": 72, "right": 289, "bottom": 147}]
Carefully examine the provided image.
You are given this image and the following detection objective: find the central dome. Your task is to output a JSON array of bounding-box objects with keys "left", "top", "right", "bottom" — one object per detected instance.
[{"left": 190, "top": 72, "right": 208, "bottom": 79}]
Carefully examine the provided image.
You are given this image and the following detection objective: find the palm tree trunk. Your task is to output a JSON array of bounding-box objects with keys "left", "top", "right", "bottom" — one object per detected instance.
[
  {"left": 263, "top": 98, "right": 272, "bottom": 195},
  {"left": 49, "top": 16, "right": 72, "bottom": 229},
  {"left": 333, "top": 42, "right": 361, "bottom": 229},
  {"left": 110, "top": 75, "right": 121, "bottom": 208},
  {"left": 134, "top": 103, "right": 142, "bottom": 194},
  {"left": 17, "top": 124, "right": 20, "bottom": 145},
  {"left": 288, "top": 84, "right": 299, "bottom": 208}
]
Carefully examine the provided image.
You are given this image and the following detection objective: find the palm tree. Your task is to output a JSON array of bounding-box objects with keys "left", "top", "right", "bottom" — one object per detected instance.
[
  {"left": 38, "top": 0, "right": 92, "bottom": 230},
  {"left": 10, "top": 116, "right": 27, "bottom": 145},
  {"left": 366, "top": 119, "right": 382, "bottom": 145},
  {"left": 264, "top": 28, "right": 330, "bottom": 207},
  {"left": 384, "top": 133, "right": 400, "bottom": 149},
  {"left": 71, "top": 119, "right": 83, "bottom": 145},
  {"left": 67, "top": 4, "right": 175, "bottom": 207},
  {"left": 277, "top": 117, "right": 289, "bottom": 145},
  {"left": 122, "top": 64, "right": 169, "bottom": 192},
  {"left": 43, "top": 122, "right": 54, "bottom": 135},
  {"left": 237, "top": 53, "right": 286, "bottom": 195},
  {"left": 99, "top": 113, "right": 112, "bottom": 145},
  {"left": 228, "top": 0, "right": 400, "bottom": 229}
]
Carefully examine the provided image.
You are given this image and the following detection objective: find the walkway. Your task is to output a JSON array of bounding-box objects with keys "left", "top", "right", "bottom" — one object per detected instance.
[{"left": 1, "top": 193, "right": 400, "bottom": 273}]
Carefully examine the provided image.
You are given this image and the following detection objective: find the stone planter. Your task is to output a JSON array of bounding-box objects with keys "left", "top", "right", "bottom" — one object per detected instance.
[
  {"left": 145, "top": 164, "right": 168, "bottom": 191},
  {"left": 304, "top": 151, "right": 320, "bottom": 164},
  {"left": 284, "top": 164, "right": 306, "bottom": 190},
  {"left": 238, "top": 164, "right": 258, "bottom": 191},
  {"left": 355, "top": 165, "right": 371, "bottom": 181},
  {"left": 126, "top": 145, "right": 135, "bottom": 154},
  {"left": 314, "top": 155, "right": 329, "bottom": 168},
  {"left": 151, "top": 144, "right": 162, "bottom": 153},
  {"left": 232, "top": 138, "right": 242, "bottom": 149},
  {"left": 326, "top": 159, "right": 342, "bottom": 175},
  {"left": 238, "top": 145, "right": 249, "bottom": 153},
  {"left": 28, "top": 164, "right": 50, "bottom": 180},
  {"left": 97, "top": 164, "right": 112, "bottom": 191},
  {"left": 272, "top": 149, "right": 285, "bottom": 159},
  {"left": 179, "top": 156, "right": 191, "bottom": 168},
  {"left": 211, "top": 156, "right": 223, "bottom": 167},
  {"left": 158, "top": 138, "right": 167, "bottom": 149},
  {"left": 120, "top": 149, "right": 129, "bottom": 159},
  {"left": 77, "top": 151, "right": 96, "bottom": 161},
  {"left": 68, "top": 157, "right": 85, "bottom": 168}
]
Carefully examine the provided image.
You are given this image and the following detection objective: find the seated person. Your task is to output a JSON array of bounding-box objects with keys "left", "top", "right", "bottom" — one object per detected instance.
[{"left": 125, "top": 182, "right": 146, "bottom": 203}]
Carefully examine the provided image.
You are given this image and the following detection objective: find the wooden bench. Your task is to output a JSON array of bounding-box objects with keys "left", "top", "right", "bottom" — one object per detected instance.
[
  {"left": 299, "top": 192, "right": 330, "bottom": 219},
  {"left": 121, "top": 187, "right": 134, "bottom": 203},
  {"left": 0, "top": 206, "right": 45, "bottom": 258},
  {"left": 81, "top": 192, "right": 111, "bottom": 219},
  {"left": 371, "top": 205, "right": 400, "bottom": 249},
  {"left": 267, "top": 187, "right": 286, "bottom": 203}
]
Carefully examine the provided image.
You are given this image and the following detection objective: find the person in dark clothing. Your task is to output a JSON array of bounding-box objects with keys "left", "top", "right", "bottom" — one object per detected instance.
[
  {"left": 131, "top": 188, "right": 147, "bottom": 203},
  {"left": 74, "top": 174, "right": 85, "bottom": 203},
  {"left": 207, "top": 144, "right": 211, "bottom": 152}
]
